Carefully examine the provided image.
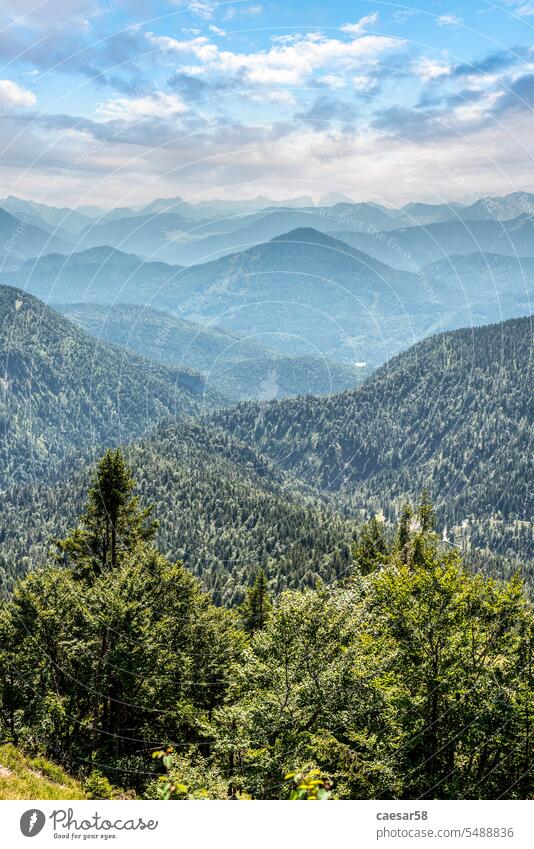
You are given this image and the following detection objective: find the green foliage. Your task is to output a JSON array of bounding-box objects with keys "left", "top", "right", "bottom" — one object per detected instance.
[
  {"left": 241, "top": 569, "right": 272, "bottom": 633},
  {"left": 211, "top": 316, "right": 534, "bottom": 562},
  {"left": 148, "top": 747, "right": 229, "bottom": 800},
  {"left": 55, "top": 448, "right": 157, "bottom": 578},
  {"left": 0, "top": 474, "right": 244, "bottom": 786},
  {"left": 83, "top": 770, "right": 121, "bottom": 800},
  {"left": 286, "top": 769, "right": 333, "bottom": 800},
  {"left": 352, "top": 515, "right": 390, "bottom": 575},
  {"left": 1, "top": 454, "right": 533, "bottom": 801}
]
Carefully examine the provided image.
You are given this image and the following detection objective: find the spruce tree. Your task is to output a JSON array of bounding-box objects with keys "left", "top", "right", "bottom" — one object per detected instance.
[
  {"left": 352, "top": 516, "right": 389, "bottom": 575},
  {"left": 55, "top": 449, "right": 157, "bottom": 579},
  {"left": 396, "top": 502, "right": 413, "bottom": 564},
  {"left": 418, "top": 487, "right": 436, "bottom": 533},
  {"left": 241, "top": 569, "right": 272, "bottom": 633}
]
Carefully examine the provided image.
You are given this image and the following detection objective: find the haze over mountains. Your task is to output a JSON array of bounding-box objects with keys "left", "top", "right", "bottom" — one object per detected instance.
[
  {"left": 0, "top": 285, "right": 211, "bottom": 487},
  {"left": 58, "top": 302, "right": 361, "bottom": 401},
  {"left": 2, "top": 191, "right": 534, "bottom": 266},
  {"left": 212, "top": 315, "right": 533, "bottom": 560},
  {"left": 0, "top": 189, "right": 533, "bottom": 593}
]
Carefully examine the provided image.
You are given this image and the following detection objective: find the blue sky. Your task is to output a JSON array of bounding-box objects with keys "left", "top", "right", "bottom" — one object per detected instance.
[{"left": 0, "top": 0, "right": 533, "bottom": 207}]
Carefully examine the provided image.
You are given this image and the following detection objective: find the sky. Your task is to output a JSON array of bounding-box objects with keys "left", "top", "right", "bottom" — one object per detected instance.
[{"left": 0, "top": 0, "right": 533, "bottom": 208}]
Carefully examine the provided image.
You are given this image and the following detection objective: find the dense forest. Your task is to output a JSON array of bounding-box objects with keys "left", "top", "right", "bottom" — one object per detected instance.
[
  {"left": 0, "top": 420, "right": 355, "bottom": 601},
  {"left": 58, "top": 302, "right": 361, "bottom": 401},
  {"left": 212, "top": 316, "right": 533, "bottom": 561},
  {"left": 1, "top": 451, "right": 533, "bottom": 800},
  {"left": 0, "top": 285, "right": 212, "bottom": 487}
]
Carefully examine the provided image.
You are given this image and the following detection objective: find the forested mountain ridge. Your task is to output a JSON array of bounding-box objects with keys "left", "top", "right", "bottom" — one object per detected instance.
[
  {"left": 0, "top": 418, "right": 355, "bottom": 601},
  {"left": 211, "top": 315, "right": 533, "bottom": 558},
  {"left": 0, "top": 286, "right": 212, "bottom": 487},
  {"left": 7, "top": 225, "right": 533, "bottom": 375},
  {"left": 57, "top": 303, "right": 362, "bottom": 401}
]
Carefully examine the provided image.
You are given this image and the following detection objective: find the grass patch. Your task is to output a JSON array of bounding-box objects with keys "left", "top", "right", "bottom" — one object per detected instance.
[{"left": 0, "top": 744, "right": 86, "bottom": 800}]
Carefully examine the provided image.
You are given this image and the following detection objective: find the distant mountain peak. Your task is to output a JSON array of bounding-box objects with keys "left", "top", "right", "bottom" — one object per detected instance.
[{"left": 269, "top": 226, "right": 344, "bottom": 246}]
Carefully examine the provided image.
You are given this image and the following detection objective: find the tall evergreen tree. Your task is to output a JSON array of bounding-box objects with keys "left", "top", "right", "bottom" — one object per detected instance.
[
  {"left": 396, "top": 503, "right": 413, "bottom": 564},
  {"left": 55, "top": 449, "right": 157, "bottom": 579},
  {"left": 417, "top": 487, "right": 436, "bottom": 533},
  {"left": 241, "top": 569, "right": 272, "bottom": 633},
  {"left": 352, "top": 516, "right": 389, "bottom": 575}
]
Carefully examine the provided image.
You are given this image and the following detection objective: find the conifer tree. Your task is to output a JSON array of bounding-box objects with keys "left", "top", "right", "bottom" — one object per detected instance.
[
  {"left": 55, "top": 449, "right": 157, "bottom": 579},
  {"left": 418, "top": 487, "right": 436, "bottom": 533},
  {"left": 352, "top": 516, "right": 389, "bottom": 575},
  {"left": 396, "top": 503, "right": 413, "bottom": 564},
  {"left": 241, "top": 569, "right": 272, "bottom": 633}
]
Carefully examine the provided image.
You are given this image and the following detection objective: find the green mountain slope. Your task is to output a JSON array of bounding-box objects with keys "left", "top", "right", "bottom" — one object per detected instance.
[
  {"left": 211, "top": 315, "right": 534, "bottom": 559},
  {"left": 0, "top": 745, "right": 85, "bottom": 800},
  {"left": 0, "top": 419, "right": 355, "bottom": 601},
  {"left": 57, "top": 303, "right": 361, "bottom": 400},
  {"left": 0, "top": 286, "right": 211, "bottom": 487}
]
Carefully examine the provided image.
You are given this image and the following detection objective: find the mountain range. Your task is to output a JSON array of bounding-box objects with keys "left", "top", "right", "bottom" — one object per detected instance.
[
  {"left": 3, "top": 191, "right": 534, "bottom": 268},
  {"left": 1, "top": 190, "right": 533, "bottom": 596},
  {"left": 57, "top": 302, "right": 362, "bottom": 401},
  {"left": 211, "top": 314, "right": 533, "bottom": 561},
  {"left": 0, "top": 284, "right": 531, "bottom": 599},
  {"left": 5, "top": 225, "right": 533, "bottom": 371},
  {"left": 0, "top": 284, "right": 211, "bottom": 488}
]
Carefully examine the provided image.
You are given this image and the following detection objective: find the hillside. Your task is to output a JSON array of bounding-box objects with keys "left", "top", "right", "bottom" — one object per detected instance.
[
  {"left": 0, "top": 208, "right": 72, "bottom": 260},
  {"left": 163, "top": 227, "right": 430, "bottom": 365},
  {"left": 0, "top": 419, "right": 355, "bottom": 601},
  {"left": 336, "top": 214, "right": 534, "bottom": 269},
  {"left": 423, "top": 252, "right": 534, "bottom": 322},
  {"left": 0, "top": 745, "right": 85, "bottom": 801},
  {"left": 6, "top": 246, "right": 181, "bottom": 305},
  {"left": 58, "top": 303, "right": 361, "bottom": 401},
  {"left": 4, "top": 228, "right": 432, "bottom": 366},
  {"left": 211, "top": 315, "right": 533, "bottom": 559},
  {"left": 0, "top": 286, "right": 211, "bottom": 487}
]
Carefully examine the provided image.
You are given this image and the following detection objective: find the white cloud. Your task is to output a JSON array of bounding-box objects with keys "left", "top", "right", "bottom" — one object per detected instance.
[
  {"left": 249, "top": 89, "right": 297, "bottom": 105},
  {"left": 148, "top": 29, "right": 405, "bottom": 89},
  {"left": 509, "top": 0, "right": 534, "bottom": 15},
  {"left": 209, "top": 25, "right": 226, "bottom": 36},
  {"left": 222, "top": 2, "right": 262, "bottom": 19},
  {"left": 0, "top": 79, "right": 36, "bottom": 108},
  {"left": 353, "top": 75, "right": 376, "bottom": 91},
  {"left": 174, "top": 0, "right": 216, "bottom": 19},
  {"left": 413, "top": 57, "right": 452, "bottom": 80},
  {"left": 436, "top": 14, "right": 463, "bottom": 26},
  {"left": 96, "top": 92, "right": 187, "bottom": 122},
  {"left": 317, "top": 74, "right": 347, "bottom": 89},
  {"left": 341, "top": 12, "right": 379, "bottom": 35}
]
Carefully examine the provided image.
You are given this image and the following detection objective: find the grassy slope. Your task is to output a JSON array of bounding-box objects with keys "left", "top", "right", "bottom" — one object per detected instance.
[{"left": 0, "top": 744, "right": 85, "bottom": 800}]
